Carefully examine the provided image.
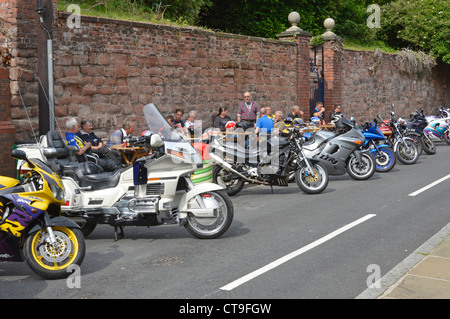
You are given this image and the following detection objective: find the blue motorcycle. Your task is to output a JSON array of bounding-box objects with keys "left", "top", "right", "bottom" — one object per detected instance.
[{"left": 360, "top": 119, "right": 396, "bottom": 172}]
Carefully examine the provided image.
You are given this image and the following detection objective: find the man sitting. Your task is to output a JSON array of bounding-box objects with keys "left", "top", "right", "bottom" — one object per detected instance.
[
  {"left": 65, "top": 118, "right": 118, "bottom": 172},
  {"left": 78, "top": 119, "right": 122, "bottom": 165}
]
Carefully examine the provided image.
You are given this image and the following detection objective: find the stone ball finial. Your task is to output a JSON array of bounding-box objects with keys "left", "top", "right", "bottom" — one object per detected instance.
[
  {"left": 322, "top": 17, "right": 337, "bottom": 39},
  {"left": 286, "top": 11, "right": 302, "bottom": 32},
  {"left": 324, "top": 18, "right": 335, "bottom": 32}
]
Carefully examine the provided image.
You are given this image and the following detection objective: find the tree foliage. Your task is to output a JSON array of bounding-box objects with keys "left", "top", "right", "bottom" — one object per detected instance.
[{"left": 379, "top": 0, "right": 450, "bottom": 63}]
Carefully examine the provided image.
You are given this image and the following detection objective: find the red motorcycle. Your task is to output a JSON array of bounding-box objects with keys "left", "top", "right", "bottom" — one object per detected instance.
[{"left": 378, "top": 112, "right": 419, "bottom": 165}]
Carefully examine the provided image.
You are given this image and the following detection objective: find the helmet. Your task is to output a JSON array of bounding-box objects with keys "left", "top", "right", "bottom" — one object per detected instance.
[
  {"left": 225, "top": 121, "right": 236, "bottom": 130},
  {"left": 311, "top": 116, "right": 320, "bottom": 125},
  {"left": 141, "top": 130, "right": 153, "bottom": 137}
]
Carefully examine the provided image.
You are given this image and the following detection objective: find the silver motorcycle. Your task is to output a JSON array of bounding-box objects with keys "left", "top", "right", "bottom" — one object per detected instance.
[{"left": 302, "top": 117, "right": 376, "bottom": 180}]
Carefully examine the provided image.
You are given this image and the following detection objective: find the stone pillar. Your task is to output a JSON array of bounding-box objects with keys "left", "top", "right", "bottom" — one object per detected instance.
[
  {"left": 321, "top": 18, "right": 343, "bottom": 118},
  {"left": 277, "top": 12, "right": 312, "bottom": 116}
]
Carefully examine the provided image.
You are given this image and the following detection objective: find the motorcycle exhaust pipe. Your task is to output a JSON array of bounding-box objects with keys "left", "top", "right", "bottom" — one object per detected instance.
[{"left": 208, "top": 152, "right": 268, "bottom": 185}]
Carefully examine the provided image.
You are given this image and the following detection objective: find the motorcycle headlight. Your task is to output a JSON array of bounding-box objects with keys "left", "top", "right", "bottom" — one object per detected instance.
[{"left": 50, "top": 184, "right": 65, "bottom": 201}]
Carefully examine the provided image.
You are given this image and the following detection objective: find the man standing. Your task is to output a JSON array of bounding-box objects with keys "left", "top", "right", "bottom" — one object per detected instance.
[{"left": 237, "top": 91, "right": 259, "bottom": 125}]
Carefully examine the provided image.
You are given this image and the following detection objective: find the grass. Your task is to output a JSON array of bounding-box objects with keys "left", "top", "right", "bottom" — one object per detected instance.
[
  {"left": 57, "top": 0, "right": 190, "bottom": 27},
  {"left": 343, "top": 38, "right": 398, "bottom": 54},
  {"left": 58, "top": 0, "right": 398, "bottom": 54}
]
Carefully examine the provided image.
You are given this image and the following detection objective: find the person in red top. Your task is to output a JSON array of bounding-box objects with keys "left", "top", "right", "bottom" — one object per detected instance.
[{"left": 237, "top": 91, "right": 259, "bottom": 125}]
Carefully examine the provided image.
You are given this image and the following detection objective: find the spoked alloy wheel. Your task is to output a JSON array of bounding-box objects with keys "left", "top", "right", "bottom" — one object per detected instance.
[
  {"left": 212, "top": 166, "right": 245, "bottom": 196},
  {"left": 346, "top": 153, "right": 376, "bottom": 180},
  {"left": 444, "top": 129, "right": 450, "bottom": 145},
  {"left": 184, "top": 190, "right": 234, "bottom": 239},
  {"left": 396, "top": 139, "right": 419, "bottom": 164},
  {"left": 373, "top": 147, "right": 396, "bottom": 172},
  {"left": 23, "top": 226, "right": 85, "bottom": 280},
  {"left": 420, "top": 134, "right": 436, "bottom": 155},
  {"left": 295, "top": 163, "right": 329, "bottom": 194}
]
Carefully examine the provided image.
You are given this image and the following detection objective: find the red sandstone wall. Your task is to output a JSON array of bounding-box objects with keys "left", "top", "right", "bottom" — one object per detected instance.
[
  {"left": 48, "top": 13, "right": 298, "bottom": 139},
  {"left": 340, "top": 50, "right": 450, "bottom": 122}
]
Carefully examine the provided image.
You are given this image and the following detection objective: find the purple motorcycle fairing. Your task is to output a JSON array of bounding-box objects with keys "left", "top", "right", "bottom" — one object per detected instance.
[
  {"left": 0, "top": 232, "right": 22, "bottom": 261},
  {"left": 0, "top": 194, "right": 46, "bottom": 262}
]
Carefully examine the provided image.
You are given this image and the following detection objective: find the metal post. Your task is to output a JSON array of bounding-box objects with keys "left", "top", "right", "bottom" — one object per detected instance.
[{"left": 47, "top": 39, "right": 54, "bottom": 131}]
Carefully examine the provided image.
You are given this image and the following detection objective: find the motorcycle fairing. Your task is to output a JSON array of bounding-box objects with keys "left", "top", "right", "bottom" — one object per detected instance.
[
  {"left": 0, "top": 232, "right": 22, "bottom": 261},
  {"left": 0, "top": 194, "right": 45, "bottom": 237}
]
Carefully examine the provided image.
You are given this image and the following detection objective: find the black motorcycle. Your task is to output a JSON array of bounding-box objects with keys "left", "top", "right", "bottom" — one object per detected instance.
[
  {"left": 404, "top": 109, "right": 436, "bottom": 155},
  {"left": 209, "top": 127, "right": 329, "bottom": 196}
]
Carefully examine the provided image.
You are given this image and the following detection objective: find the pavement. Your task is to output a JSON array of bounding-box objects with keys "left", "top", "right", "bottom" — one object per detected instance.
[{"left": 356, "top": 222, "right": 450, "bottom": 299}]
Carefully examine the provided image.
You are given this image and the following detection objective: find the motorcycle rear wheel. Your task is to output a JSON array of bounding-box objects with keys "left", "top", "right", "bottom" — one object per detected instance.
[
  {"left": 212, "top": 165, "right": 245, "bottom": 196},
  {"left": 373, "top": 147, "right": 396, "bottom": 172},
  {"left": 396, "top": 139, "right": 419, "bottom": 165},
  {"left": 346, "top": 152, "right": 376, "bottom": 180},
  {"left": 23, "top": 227, "right": 85, "bottom": 280},
  {"left": 295, "top": 163, "right": 329, "bottom": 194},
  {"left": 184, "top": 190, "right": 234, "bottom": 239}
]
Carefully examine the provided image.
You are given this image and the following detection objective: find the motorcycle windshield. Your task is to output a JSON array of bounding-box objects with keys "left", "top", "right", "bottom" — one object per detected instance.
[{"left": 143, "top": 103, "right": 202, "bottom": 166}]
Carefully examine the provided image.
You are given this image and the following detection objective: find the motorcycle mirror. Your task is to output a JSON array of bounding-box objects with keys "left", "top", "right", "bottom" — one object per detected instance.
[
  {"left": 11, "top": 149, "right": 35, "bottom": 168},
  {"left": 12, "top": 149, "right": 27, "bottom": 160},
  {"left": 150, "top": 134, "right": 163, "bottom": 148}
]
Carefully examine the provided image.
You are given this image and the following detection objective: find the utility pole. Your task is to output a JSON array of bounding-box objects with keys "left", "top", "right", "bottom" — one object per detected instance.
[{"left": 36, "top": 0, "right": 55, "bottom": 136}]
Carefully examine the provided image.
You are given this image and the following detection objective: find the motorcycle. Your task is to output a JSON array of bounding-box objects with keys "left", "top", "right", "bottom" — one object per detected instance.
[
  {"left": 424, "top": 107, "right": 450, "bottom": 145},
  {"left": 404, "top": 109, "right": 436, "bottom": 155},
  {"left": 360, "top": 119, "right": 396, "bottom": 172},
  {"left": 1, "top": 149, "right": 85, "bottom": 279},
  {"left": 379, "top": 112, "right": 419, "bottom": 165},
  {"left": 301, "top": 117, "right": 376, "bottom": 180},
  {"left": 17, "top": 104, "right": 234, "bottom": 241},
  {"left": 209, "top": 125, "right": 329, "bottom": 196}
]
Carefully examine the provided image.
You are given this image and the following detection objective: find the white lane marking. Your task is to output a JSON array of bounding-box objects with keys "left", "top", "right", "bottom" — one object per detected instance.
[
  {"left": 220, "top": 214, "right": 377, "bottom": 291},
  {"left": 408, "top": 174, "right": 450, "bottom": 197}
]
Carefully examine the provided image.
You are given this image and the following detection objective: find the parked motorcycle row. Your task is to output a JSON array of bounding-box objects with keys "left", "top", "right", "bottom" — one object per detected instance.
[
  {"left": 210, "top": 106, "right": 450, "bottom": 196},
  {"left": 1, "top": 104, "right": 448, "bottom": 280}
]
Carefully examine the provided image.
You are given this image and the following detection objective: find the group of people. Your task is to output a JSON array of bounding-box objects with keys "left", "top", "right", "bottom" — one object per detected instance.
[
  {"left": 164, "top": 91, "right": 344, "bottom": 136},
  {"left": 63, "top": 93, "right": 344, "bottom": 172},
  {"left": 211, "top": 91, "right": 343, "bottom": 134},
  {"left": 64, "top": 117, "right": 136, "bottom": 172}
]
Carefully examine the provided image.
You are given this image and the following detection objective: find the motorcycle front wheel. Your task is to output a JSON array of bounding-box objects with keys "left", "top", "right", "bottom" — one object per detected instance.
[
  {"left": 420, "top": 134, "right": 436, "bottom": 155},
  {"left": 23, "top": 226, "right": 85, "bottom": 280},
  {"left": 444, "top": 129, "right": 450, "bottom": 145},
  {"left": 184, "top": 190, "right": 234, "bottom": 239},
  {"left": 396, "top": 139, "right": 419, "bottom": 164},
  {"left": 373, "top": 147, "right": 396, "bottom": 172},
  {"left": 346, "top": 152, "right": 376, "bottom": 180},
  {"left": 295, "top": 163, "right": 329, "bottom": 194}
]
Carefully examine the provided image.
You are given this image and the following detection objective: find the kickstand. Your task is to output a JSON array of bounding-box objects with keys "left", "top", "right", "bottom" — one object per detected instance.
[
  {"left": 114, "top": 225, "right": 124, "bottom": 241},
  {"left": 270, "top": 185, "right": 274, "bottom": 194}
]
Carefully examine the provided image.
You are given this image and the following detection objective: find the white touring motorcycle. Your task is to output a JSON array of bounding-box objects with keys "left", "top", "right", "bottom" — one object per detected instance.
[{"left": 17, "top": 104, "right": 233, "bottom": 240}]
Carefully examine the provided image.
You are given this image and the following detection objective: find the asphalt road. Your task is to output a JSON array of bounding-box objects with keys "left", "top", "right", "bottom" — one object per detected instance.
[{"left": 1, "top": 142, "right": 450, "bottom": 301}]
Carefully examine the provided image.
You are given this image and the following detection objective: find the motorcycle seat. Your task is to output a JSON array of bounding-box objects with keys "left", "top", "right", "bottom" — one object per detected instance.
[{"left": 61, "top": 161, "right": 123, "bottom": 191}]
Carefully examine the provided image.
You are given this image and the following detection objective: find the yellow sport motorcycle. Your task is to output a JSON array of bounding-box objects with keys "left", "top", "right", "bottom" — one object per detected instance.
[{"left": 0, "top": 150, "right": 85, "bottom": 279}]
